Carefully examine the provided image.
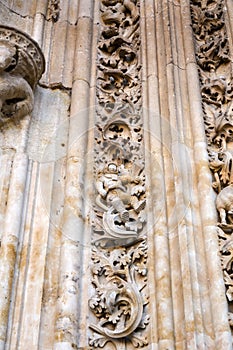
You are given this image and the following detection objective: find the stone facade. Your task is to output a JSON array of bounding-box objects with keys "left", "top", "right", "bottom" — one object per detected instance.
[{"left": 0, "top": 1, "right": 233, "bottom": 349}]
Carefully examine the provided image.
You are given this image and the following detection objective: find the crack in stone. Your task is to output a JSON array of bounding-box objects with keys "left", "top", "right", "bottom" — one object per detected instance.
[
  {"left": 38, "top": 82, "right": 71, "bottom": 92},
  {"left": 167, "top": 61, "right": 186, "bottom": 70},
  {"left": 0, "top": 1, "right": 80, "bottom": 26},
  {"left": 0, "top": 0, "right": 36, "bottom": 19}
]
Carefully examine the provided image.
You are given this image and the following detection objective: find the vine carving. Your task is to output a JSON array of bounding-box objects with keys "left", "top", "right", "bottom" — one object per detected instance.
[{"left": 89, "top": 0, "right": 149, "bottom": 348}]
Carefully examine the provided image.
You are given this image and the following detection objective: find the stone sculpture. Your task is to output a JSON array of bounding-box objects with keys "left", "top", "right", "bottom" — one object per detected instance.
[
  {"left": 89, "top": 0, "right": 149, "bottom": 347},
  {"left": 95, "top": 162, "right": 145, "bottom": 245},
  {"left": 0, "top": 26, "right": 45, "bottom": 126},
  {"left": 216, "top": 185, "right": 233, "bottom": 225},
  {"left": 0, "top": 42, "right": 33, "bottom": 124},
  {"left": 96, "top": 162, "right": 145, "bottom": 222}
]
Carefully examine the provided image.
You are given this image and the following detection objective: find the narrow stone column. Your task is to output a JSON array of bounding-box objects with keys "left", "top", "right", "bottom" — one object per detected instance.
[
  {"left": 0, "top": 26, "right": 44, "bottom": 350},
  {"left": 141, "top": 0, "right": 174, "bottom": 348},
  {"left": 186, "top": 0, "right": 233, "bottom": 346},
  {"left": 53, "top": 1, "right": 94, "bottom": 348}
]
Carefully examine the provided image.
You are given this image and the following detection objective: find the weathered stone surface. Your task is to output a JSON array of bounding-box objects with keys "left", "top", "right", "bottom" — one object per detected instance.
[{"left": 0, "top": 1, "right": 233, "bottom": 349}]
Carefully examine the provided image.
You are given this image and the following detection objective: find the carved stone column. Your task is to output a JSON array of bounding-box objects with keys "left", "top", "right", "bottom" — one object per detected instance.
[
  {"left": 0, "top": 25, "right": 44, "bottom": 350},
  {"left": 88, "top": 1, "right": 149, "bottom": 348},
  {"left": 190, "top": 0, "right": 233, "bottom": 335}
]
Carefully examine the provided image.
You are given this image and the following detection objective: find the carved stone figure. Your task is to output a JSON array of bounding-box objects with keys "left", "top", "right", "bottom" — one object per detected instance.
[
  {"left": 0, "top": 42, "right": 33, "bottom": 124},
  {"left": 216, "top": 185, "right": 233, "bottom": 225},
  {"left": 96, "top": 163, "right": 145, "bottom": 223},
  {"left": 0, "top": 26, "right": 45, "bottom": 126}
]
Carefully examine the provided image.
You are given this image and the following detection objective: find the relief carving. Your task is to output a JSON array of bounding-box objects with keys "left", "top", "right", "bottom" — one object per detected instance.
[
  {"left": 0, "top": 26, "right": 45, "bottom": 126},
  {"left": 190, "top": 0, "right": 233, "bottom": 328},
  {"left": 94, "top": 162, "right": 146, "bottom": 247},
  {"left": 90, "top": 0, "right": 149, "bottom": 347},
  {"left": 89, "top": 240, "right": 148, "bottom": 348},
  {"left": 47, "top": 0, "right": 60, "bottom": 22}
]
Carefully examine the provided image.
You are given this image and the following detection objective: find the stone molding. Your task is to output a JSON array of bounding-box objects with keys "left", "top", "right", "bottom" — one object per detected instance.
[
  {"left": 190, "top": 0, "right": 233, "bottom": 330},
  {"left": 0, "top": 25, "right": 45, "bottom": 125}
]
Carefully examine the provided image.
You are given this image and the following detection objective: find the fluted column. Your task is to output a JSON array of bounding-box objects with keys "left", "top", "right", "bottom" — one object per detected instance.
[
  {"left": 0, "top": 26, "right": 44, "bottom": 350},
  {"left": 141, "top": 0, "right": 232, "bottom": 348},
  {"left": 53, "top": 1, "right": 95, "bottom": 348}
]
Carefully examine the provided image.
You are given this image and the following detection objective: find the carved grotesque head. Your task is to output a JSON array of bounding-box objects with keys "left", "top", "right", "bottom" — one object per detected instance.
[{"left": 0, "top": 41, "right": 17, "bottom": 72}]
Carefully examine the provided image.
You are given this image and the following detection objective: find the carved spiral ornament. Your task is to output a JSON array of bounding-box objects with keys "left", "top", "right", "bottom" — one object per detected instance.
[{"left": 89, "top": 0, "right": 149, "bottom": 348}]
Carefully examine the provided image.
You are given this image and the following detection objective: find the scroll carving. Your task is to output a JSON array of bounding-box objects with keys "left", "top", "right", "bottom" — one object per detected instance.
[
  {"left": 89, "top": 239, "right": 148, "bottom": 348},
  {"left": 0, "top": 26, "right": 45, "bottom": 126},
  {"left": 89, "top": 0, "right": 149, "bottom": 348},
  {"left": 190, "top": 0, "right": 233, "bottom": 328}
]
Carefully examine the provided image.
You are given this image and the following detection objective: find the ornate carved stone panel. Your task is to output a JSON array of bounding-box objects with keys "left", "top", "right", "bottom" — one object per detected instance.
[
  {"left": 0, "top": 25, "right": 45, "bottom": 127},
  {"left": 89, "top": 0, "right": 149, "bottom": 348},
  {"left": 190, "top": 0, "right": 233, "bottom": 328}
]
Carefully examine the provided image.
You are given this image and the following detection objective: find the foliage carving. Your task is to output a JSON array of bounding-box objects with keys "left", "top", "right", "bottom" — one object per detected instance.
[{"left": 89, "top": 0, "right": 149, "bottom": 347}]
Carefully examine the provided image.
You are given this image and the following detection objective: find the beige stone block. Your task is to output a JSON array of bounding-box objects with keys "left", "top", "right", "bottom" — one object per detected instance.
[
  {"left": 0, "top": 3, "right": 33, "bottom": 34},
  {"left": 9, "top": 0, "right": 37, "bottom": 17},
  {"left": 62, "top": 24, "right": 76, "bottom": 88},
  {"left": 48, "top": 21, "right": 71, "bottom": 85},
  {"left": 28, "top": 87, "right": 70, "bottom": 163}
]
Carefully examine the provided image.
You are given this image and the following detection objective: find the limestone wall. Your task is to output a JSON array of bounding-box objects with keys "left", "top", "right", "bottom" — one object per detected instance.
[{"left": 0, "top": 1, "right": 232, "bottom": 349}]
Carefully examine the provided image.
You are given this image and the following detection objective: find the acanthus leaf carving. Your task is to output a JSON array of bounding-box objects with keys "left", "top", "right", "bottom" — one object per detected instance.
[
  {"left": 89, "top": 0, "right": 149, "bottom": 347},
  {"left": 89, "top": 239, "right": 149, "bottom": 346}
]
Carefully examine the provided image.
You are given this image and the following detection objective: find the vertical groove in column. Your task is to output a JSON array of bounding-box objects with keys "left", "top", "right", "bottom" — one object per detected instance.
[
  {"left": 160, "top": 1, "right": 189, "bottom": 348},
  {"left": 144, "top": 0, "right": 175, "bottom": 348},
  {"left": 32, "top": 0, "right": 48, "bottom": 46},
  {"left": 166, "top": 1, "right": 211, "bottom": 348},
  {"left": 76, "top": 0, "right": 99, "bottom": 347},
  {"left": 0, "top": 150, "right": 29, "bottom": 350},
  {"left": 140, "top": 0, "right": 159, "bottom": 347},
  {"left": 182, "top": 0, "right": 232, "bottom": 348},
  {"left": 40, "top": 0, "right": 78, "bottom": 88},
  {"left": 6, "top": 159, "right": 36, "bottom": 350},
  {"left": 53, "top": 0, "right": 94, "bottom": 348}
]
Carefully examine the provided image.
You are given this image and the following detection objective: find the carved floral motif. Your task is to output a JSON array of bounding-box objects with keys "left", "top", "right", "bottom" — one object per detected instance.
[
  {"left": 190, "top": 0, "right": 233, "bottom": 328},
  {"left": 0, "top": 26, "right": 45, "bottom": 125},
  {"left": 90, "top": 0, "right": 149, "bottom": 347},
  {"left": 89, "top": 239, "right": 149, "bottom": 348}
]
